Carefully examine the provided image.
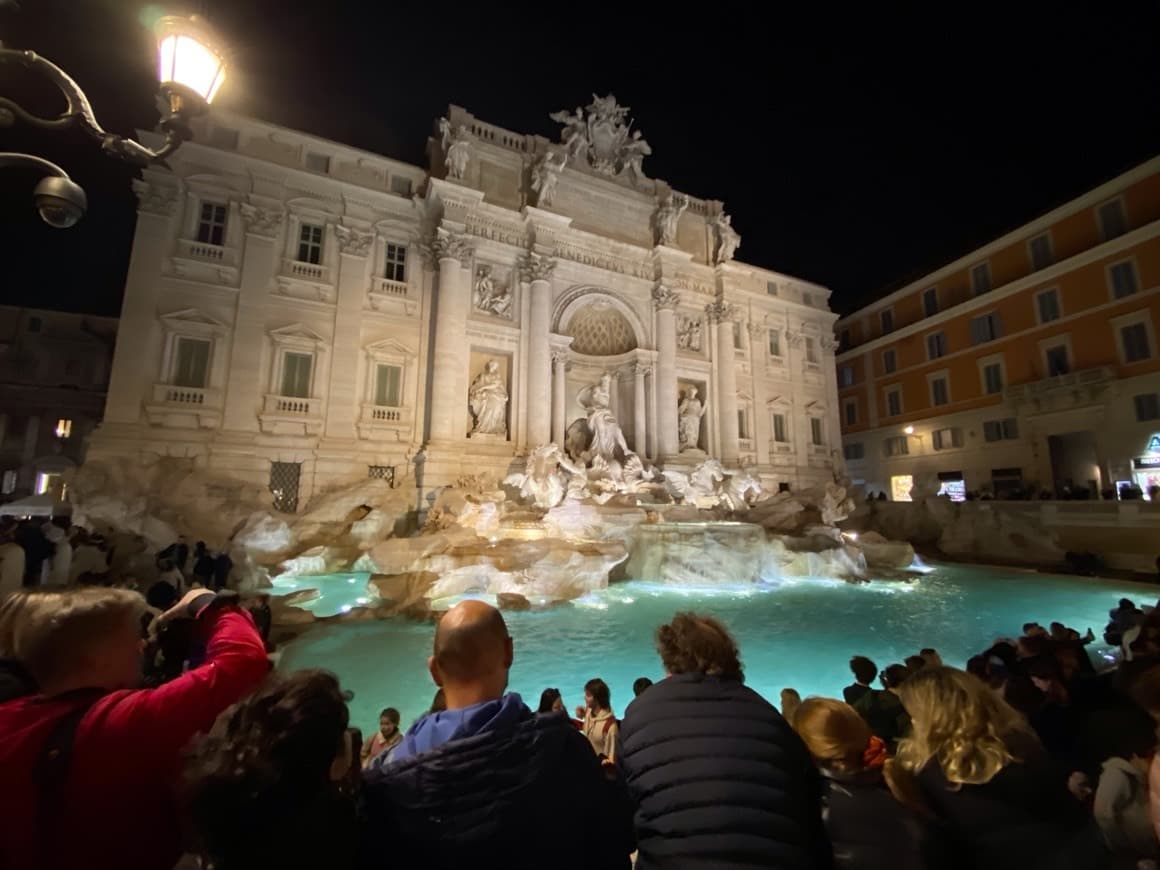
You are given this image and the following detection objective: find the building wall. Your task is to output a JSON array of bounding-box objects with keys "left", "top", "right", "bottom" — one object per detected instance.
[
  {"left": 837, "top": 156, "right": 1160, "bottom": 498},
  {"left": 90, "top": 107, "right": 841, "bottom": 510},
  {"left": 0, "top": 307, "right": 117, "bottom": 498}
]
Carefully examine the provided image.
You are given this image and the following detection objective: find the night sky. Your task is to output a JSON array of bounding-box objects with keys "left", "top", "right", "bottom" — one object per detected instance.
[{"left": 3, "top": 1, "right": 1159, "bottom": 318}]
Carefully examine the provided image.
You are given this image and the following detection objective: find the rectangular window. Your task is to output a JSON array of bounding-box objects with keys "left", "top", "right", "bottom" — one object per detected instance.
[
  {"left": 773, "top": 413, "right": 788, "bottom": 443},
  {"left": 882, "top": 348, "right": 897, "bottom": 374},
  {"left": 1045, "top": 344, "right": 1070, "bottom": 377},
  {"left": 305, "top": 151, "right": 331, "bottom": 173},
  {"left": 733, "top": 322, "right": 743, "bottom": 350},
  {"left": 766, "top": 281, "right": 779, "bottom": 296},
  {"left": 768, "top": 329, "right": 781, "bottom": 357},
  {"left": 384, "top": 243, "right": 407, "bottom": 282},
  {"left": 1029, "top": 233, "right": 1053, "bottom": 271},
  {"left": 280, "top": 351, "right": 313, "bottom": 398},
  {"left": 971, "top": 261, "right": 992, "bottom": 296},
  {"left": 390, "top": 175, "right": 413, "bottom": 196},
  {"left": 270, "top": 461, "right": 301, "bottom": 513},
  {"left": 969, "top": 311, "right": 1002, "bottom": 345},
  {"left": 1122, "top": 323, "right": 1152, "bottom": 363},
  {"left": 1098, "top": 198, "right": 1127, "bottom": 240},
  {"left": 839, "top": 365, "right": 855, "bottom": 387},
  {"left": 375, "top": 363, "right": 402, "bottom": 407},
  {"left": 1109, "top": 260, "right": 1139, "bottom": 299},
  {"left": 737, "top": 409, "right": 749, "bottom": 440},
  {"left": 922, "top": 287, "right": 939, "bottom": 317},
  {"left": 54, "top": 418, "right": 72, "bottom": 439},
  {"left": 926, "top": 331, "right": 947, "bottom": 360},
  {"left": 297, "top": 223, "right": 324, "bottom": 264},
  {"left": 982, "top": 362, "right": 1004, "bottom": 395},
  {"left": 884, "top": 435, "right": 909, "bottom": 457},
  {"left": 1036, "top": 288, "right": 1061, "bottom": 323},
  {"left": 805, "top": 338, "right": 818, "bottom": 364},
  {"left": 844, "top": 399, "right": 857, "bottom": 426},
  {"left": 880, "top": 309, "right": 894, "bottom": 335},
  {"left": 933, "top": 428, "right": 963, "bottom": 450},
  {"left": 983, "top": 418, "right": 1019, "bottom": 442},
  {"left": 810, "top": 417, "right": 824, "bottom": 446},
  {"left": 173, "top": 336, "right": 211, "bottom": 388},
  {"left": 843, "top": 442, "right": 865, "bottom": 461},
  {"left": 885, "top": 387, "right": 902, "bottom": 417},
  {"left": 1133, "top": 393, "right": 1160, "bottom": 422},
  {"left": 930, "top": 376, "right": 949, "bottom": 406},
  {"left": 196, "top": 202, "right": 227, "bottom": 246}
]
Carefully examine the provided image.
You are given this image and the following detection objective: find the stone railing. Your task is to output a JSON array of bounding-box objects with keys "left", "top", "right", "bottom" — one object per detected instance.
[
  {"left": 282, "top": 258, "right": 333, "bottom": 285},
  {"left": 464, "top": 120, "right": 531, "bottom": 153},
  {"left": 370, "top": 277, "right": 410, "bottom": 298},
  {"left": 264, "top": 394, "right": 319, "bottom": 416},
  {"left": 357, "top": 403, "right": 413, "bottom": 438},
  {"left": 260, "top": 393, "right": 323, "bottom": 435},
  {"left": 175, "top": 238, "right": 237, "bottom": 267},
  {"left": 151, "top": 383, "right": 219, "bottom": 407},
  {"left": 1004, "top": 366, "right": 1116, "bottom": 402}
]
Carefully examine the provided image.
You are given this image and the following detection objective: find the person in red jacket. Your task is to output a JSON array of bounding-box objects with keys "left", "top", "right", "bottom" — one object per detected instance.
[{"left": 0, "top": 585, "right": 270, "bottom": 870}]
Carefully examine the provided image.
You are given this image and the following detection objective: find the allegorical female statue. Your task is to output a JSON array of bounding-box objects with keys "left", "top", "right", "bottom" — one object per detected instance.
[
  {"left": 468, "top": 359, "right": 508, "bottom": 436},
  {"left": 678, "top": 387, "right": 707, "bottom": 452}
]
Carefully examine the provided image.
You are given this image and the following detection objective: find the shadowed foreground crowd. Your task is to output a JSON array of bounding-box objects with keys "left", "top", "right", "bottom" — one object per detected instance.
[{"left": 3, "top": 587, "right": 1160, "bottom": 869}]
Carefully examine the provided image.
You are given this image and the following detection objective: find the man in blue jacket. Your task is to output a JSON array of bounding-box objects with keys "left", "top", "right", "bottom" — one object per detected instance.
[{"left": 363, "top": 600, "right": 634, "bottom": 869}]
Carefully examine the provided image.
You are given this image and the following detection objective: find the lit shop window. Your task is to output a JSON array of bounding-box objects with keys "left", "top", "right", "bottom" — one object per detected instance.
[{"left": 890, "top": 474, "right": 914, "bottom": 502}]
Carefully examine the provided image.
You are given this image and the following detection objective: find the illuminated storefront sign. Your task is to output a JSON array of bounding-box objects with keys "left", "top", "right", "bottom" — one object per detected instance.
[{"left": 890, "top": 474, "right": 913, "bottom": 502}]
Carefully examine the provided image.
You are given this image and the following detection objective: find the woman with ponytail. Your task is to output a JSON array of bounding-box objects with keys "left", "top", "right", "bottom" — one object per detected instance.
[{"left": 796, "top": 697, "right": 928, "bottom": 869}]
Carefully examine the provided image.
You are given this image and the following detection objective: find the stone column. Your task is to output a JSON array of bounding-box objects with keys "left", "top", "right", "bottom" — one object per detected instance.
[
  {"left": 551, "top": 350, "right": 568, "bottom": 445},
  {"left": 710, "top": 301, "right": 740, "bottom": 465},
  {"left": 221, "top": 204, "right": 285, "bottom": 432},
  {"left": 633, "top": 362, "right": 648, "bottom": 456},
  {"left": 652, "top": 284, "right": 681, "bottom": 460},
  {"left": 102, "top": 178, "right": 179, "bottom": 425},
  {"left": 522, "top": 253, "right": 556, "bottom": 447},
  {"left": 323, "top": 226, "right": 374, "bottom": 440},
  {"left": 427, "top": 231, "right": 474, "bottom": 443},
  {"left": 748, "top": 321, "right": 771, "bottom": 466}
]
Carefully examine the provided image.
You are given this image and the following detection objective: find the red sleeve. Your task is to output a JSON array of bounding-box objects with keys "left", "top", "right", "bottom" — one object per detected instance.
[{"left": 97, "top": 608, "right": 270, "bottom": 763}]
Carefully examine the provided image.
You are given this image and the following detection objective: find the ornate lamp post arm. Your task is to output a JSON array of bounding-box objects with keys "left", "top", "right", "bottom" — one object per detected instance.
[{"left": 1, "top": 46, "right": 187, "bottom": 164}]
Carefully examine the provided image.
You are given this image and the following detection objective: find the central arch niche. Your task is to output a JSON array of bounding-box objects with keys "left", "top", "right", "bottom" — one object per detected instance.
[{"left": 563, "top": 300, "right": 639, "bottom": 356}]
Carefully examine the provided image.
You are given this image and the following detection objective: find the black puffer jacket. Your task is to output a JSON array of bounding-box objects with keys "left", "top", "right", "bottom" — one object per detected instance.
[
  {"left": 619, "top": 673, "right": 832, "bottom": 869},
  {"left": 821, "top": 769, "right": 926, "bottom": 869},
  {"left": 361, "top": 709, "right": 633, "bottom": 869}
]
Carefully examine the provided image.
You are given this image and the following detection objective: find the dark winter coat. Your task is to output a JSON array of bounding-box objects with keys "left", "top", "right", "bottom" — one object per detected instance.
[
  {"left": 821, "top": 768, "right": 926, "bottom": 870},
  {"left": 618, "top": 673, "right": 832, "bottom": 869},
  {"left": 361, "top": 707, "right": 634, "bottom": 869},
  {"left": 914, "top": 730, "right": 1108, "bottom": 870}
]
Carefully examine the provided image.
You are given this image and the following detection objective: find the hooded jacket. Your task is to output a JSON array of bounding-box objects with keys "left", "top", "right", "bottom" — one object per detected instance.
[{"left": 362, "top": 694, "right": 634, "bottom": 869}]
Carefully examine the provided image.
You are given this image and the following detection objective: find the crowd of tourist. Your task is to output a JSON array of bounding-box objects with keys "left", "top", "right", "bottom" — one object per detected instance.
[{"left": 4, "top": 581, "right": 1160, "bottom": 869}]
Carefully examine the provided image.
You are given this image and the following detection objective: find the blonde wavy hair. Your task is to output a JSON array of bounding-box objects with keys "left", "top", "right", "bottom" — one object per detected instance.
[{"left": 897, "top": 666, "right": 1031, "bottom": 786}]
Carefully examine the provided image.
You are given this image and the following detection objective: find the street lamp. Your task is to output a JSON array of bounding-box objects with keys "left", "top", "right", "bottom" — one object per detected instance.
[{"left": 0, "top": 14, "right": 227, "bottom": 226}]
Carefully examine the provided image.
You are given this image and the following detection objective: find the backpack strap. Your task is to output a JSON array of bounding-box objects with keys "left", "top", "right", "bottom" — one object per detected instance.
[
  {"left": 602, "top": 716, "right": 618, "bottom": 736},
  {"left": 33, "top": 690, "right": 105, "bottom": 869}
]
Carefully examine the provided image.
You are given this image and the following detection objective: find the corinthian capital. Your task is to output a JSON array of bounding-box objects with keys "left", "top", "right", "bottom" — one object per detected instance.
[
  {"left": 239, "top": 203, "right": 285, "bottom": 239},
  {"left": 651, "top": 283, "right": 680, "bottom": 311},
  {"left": 335, "top": 225, "right": 375, "bottom": 258},
  {"left": 421, "top": 229, "right": 474, "bottom": 266},
  {"left": 519, "top": 252, "right": 557, "bottom": 283},
  {"left": 705, "top": 301, "right": 738, "bottom": 323}
]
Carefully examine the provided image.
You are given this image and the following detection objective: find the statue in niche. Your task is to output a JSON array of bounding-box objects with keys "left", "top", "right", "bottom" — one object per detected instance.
[
  {"left": 712, "top": 211, "right": 741, "bottom": 264},
  {"left": 531, "top": 149, "right": 567, "bottom": 207},
  {"left": 676, "top": 316, "right": 702, "bottom": 352},
  {"left": 473, "top": 265, "right": 511, "bottom": 318},
  {"left": 654, "top": 192, "right": 689, "bottom": 247},
  {"left": 468, "top": 360, "right": 508, "bottom": 436},
  {"left": 563, "top": 372, "right": 654, "bottom": 493},
  {"left": 677, "top": 387, "right": 708, "bottom": 452}
]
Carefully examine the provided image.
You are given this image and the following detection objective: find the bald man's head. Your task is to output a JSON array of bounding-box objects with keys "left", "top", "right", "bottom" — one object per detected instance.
[{"left": 429, "top": 600, "right": 513, "bottom": 708}]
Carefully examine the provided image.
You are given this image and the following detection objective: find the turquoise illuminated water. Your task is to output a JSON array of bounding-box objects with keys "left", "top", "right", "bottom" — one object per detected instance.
[{"left": 275, "top": 564, "right": 1158, "bottom": 738}]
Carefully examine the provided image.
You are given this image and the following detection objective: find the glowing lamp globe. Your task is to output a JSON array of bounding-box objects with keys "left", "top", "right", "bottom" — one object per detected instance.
[{"left": 154, "top": 15, "right": 227, "bottom": 125}]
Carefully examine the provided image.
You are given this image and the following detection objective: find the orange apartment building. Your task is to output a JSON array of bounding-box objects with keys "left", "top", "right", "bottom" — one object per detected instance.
[{"left": 835, "top": 155, "right": 1160, "bottom": 501}]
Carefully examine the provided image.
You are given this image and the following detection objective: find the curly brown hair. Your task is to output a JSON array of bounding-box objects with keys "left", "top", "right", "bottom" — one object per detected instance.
[{"left": 655, "top": 612, "right": 744, "bottom": 682}]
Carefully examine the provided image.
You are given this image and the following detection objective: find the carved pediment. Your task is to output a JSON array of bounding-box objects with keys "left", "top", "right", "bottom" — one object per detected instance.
[
  {"left": 269, "top": 323, "right": 327, "bottom": 348},
  {"left": 364, "top": 338, "right": 417, "bottom": 359},
  {"left": 160, "top": 308, "right": 229, "bottom": 336}
]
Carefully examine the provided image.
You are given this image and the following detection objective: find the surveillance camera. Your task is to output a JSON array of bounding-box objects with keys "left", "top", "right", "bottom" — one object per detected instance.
[{"left": 33, "top": 175, "right": 87, "bottom": 229}]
